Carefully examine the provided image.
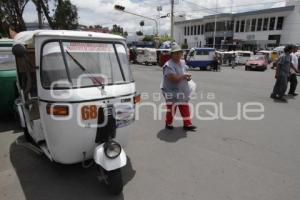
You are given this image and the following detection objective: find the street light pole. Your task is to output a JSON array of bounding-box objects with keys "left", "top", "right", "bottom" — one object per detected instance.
[
  {"left": 171, "top": 0, "right": 174, "bottom": 39},
  {"left": 213, "top": 0, "right": 218, "bottom": 48},
  {"left": 157, "top": 6, "right": 162, "bottom": 36},
  {"left": 114, "top": 5, "right": 159, "bottom": 36}
]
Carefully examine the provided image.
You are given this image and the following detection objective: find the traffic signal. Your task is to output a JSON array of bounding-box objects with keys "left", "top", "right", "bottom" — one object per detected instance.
[{"left": 114, "top": 5, "right": 125, "bottom": 11}]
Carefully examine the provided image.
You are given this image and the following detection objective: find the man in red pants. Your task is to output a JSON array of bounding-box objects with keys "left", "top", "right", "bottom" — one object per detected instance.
[{"left": 161, "top": 44, "right": 196, "bottom": 131}]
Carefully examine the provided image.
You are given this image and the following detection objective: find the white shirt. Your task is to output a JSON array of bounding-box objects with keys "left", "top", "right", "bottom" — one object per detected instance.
[{"left": 290, "top": 53, "right": 298, "bottom": 74}]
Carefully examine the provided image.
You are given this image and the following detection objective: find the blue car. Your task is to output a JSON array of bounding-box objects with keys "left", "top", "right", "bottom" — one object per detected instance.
[{"left": 186, "top": 48, "right": 215, "bottom": 70}]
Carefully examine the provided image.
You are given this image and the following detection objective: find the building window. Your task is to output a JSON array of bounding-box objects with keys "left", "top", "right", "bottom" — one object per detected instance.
[
  {"left": 205, "top": 23, "right": 214, "bottom": 32},
  {"left": 251, "top": 19, "right": 256, "bottom": 32},
  {"left": 187, "top": 26, "right": 190, "bottom": 35},
  {"left": 269, "top": 17, "right": 276, "bottom": 30},
  {"left": 201, "top": 25, "right": 204, "bottom": 34},
  {"left": 191, "top": 26, "right": 194, "bottom": 35},
  {"left": 194, "top": 26, "right": 197, "bottom": 35},
  {"left": 197, "top": 25, "right": 201, "bottom": 35},
  {"left": 235, "top": 21, "right": 240, "bottom": 32},
  {"left": 227, "top": 21, "right": 234, "bottom": 31},
  {"left": 184, "top": 26, "right": 186, "bottom": 36},
  {"left": 257, "top": 18, "right": 262, "bottom": 31},
  {"left": 263, "top": 18, "right": 269, "bottom": 31},
  {"left": 240, "top": 20, "right": 245, "bottom": 32},
  {"left": 268, "top": 35, "right": 281, "bottom": 46},
  {"left": 276, "top": 16, "right": 284, "bottom": 30},
  {"left": 245, "top": 19, "right": 250, "bottom": 32}
]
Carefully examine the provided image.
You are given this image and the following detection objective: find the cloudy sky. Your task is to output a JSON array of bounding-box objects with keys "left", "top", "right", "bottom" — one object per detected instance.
[{"left": 23, "top": 0, "right": 286, "bottom": 36}]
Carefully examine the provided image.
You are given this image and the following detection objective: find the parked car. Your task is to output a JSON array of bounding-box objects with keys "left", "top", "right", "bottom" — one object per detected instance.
[
  {"left": 136, "top": 48, "right": 157, "bottom": 65},
  {"left": 219, "top": 51, "right": 235, "bottom": 66},
  {"left": 186, "top": 47, "right": 215, "bottom": 70},
  {"left": 0, "top": 39, "right": 18, "bottom": 116},
  {"left": 257, "top": 50, "right": 272, "bottom": 63},
  {"left": 273, "top": 46, "right": 285, "bottom": 55},
  {"left": 235, "top": 51, "right": 254, "bottom": 65},
  {"left": 245, "top": 55, "right": 268, "bottom": 71}
]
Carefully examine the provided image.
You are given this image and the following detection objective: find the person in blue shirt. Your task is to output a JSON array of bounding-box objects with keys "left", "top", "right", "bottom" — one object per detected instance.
[{"left": 162, "top": 44, "right": 197, "bottom": 131}]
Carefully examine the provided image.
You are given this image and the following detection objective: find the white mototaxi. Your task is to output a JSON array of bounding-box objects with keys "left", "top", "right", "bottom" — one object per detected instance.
[{"left": 12, "top": 30, "right": 140, "bottom": 195}]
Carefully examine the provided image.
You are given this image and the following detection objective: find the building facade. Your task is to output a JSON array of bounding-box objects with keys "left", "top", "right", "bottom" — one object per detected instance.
[{"left": 174, "top": 0, "right": 300, "bottom": 50}]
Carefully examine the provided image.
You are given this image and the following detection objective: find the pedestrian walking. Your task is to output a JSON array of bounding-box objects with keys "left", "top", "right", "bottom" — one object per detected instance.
[
  {"left": 270, "top": 45, "right": 293, "bottom": 102},
  {"left": 288, "top": 45, "right": 299, "bottom": 96},
  {"left": 161, "top": 44, "right": 197, "bottom": 131},
  {"left": 213, "top": 53, "right": 219, "bottom": 72}
]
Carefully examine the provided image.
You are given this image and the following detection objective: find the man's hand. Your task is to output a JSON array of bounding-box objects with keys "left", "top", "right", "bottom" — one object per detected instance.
[
  {"left": 183, "top": 73, "right": 192, "bottom": 80},
  {"left": 167, "top": 73, "right": 192, "bottom": 83}
]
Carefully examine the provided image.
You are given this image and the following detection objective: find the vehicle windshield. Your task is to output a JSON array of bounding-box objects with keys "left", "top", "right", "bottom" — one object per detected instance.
[
  {"left": 0, "top": 51, "right": 16, "bottom": 71},
  {"left": 195, "top": 49, "right": 214, "bottom": 56},
  {"left": 41, "top": 41, "right": 133, "bottom": 89},
  {"left": 250, "top": 55, "right": 265, "bottom": 61},
  {"left": 238, "top": 53, "right": 251, "bottom": 57}
]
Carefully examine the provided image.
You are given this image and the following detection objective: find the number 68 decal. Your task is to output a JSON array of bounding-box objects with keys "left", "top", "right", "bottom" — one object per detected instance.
[{"left": 81, "top": 105, "right": 97, "bottom": 120}]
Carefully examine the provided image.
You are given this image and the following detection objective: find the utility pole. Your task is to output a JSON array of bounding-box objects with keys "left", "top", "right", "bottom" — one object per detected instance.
[
  {"left": 213, "top": 0, "right": 218, "bottom": 48},
  {"left": 171, "top": 0, "right": 174, "bottom": 40}
]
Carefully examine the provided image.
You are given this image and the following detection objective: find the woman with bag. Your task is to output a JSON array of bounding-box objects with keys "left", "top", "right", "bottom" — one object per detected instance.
[{"left": 161, "top": 44, "right": 197, "bottom": 131}]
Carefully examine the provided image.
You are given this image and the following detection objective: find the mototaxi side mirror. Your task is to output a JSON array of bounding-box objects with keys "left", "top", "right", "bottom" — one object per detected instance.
[{"left": 12, "top": 44, "right": 27, "bottom": 58}]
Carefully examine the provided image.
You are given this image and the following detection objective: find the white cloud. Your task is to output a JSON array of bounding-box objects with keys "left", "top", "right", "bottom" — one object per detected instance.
[{"left": 23, "top": 0, "right": 287, "bottom": 36}]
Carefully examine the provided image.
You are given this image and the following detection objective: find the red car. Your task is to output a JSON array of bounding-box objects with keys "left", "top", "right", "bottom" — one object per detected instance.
[{"left": 245, "top": 55, "right": 268, "bottom": 71}]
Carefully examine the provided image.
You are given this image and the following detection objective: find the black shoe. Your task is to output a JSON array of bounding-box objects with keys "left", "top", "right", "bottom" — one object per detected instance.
[
  {"left": 288, "top": 93, "right": 298, "bottom": 96},
  {"left": 270, "top": 94, "right": 276, "bottom": 99},
  {"left": 165, "top": 124, "right": 174, "bottom": 130},
  {"left": 183, "top": 125, "right": 197, "bottom": 131}
]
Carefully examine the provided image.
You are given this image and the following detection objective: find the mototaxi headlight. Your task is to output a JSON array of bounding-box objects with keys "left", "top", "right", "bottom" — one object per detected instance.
[{"left": 104, "top": 141, "right": 122, "bottom": 159}]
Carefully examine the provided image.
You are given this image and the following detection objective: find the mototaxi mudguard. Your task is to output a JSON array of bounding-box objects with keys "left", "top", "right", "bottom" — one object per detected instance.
[{"left": 94, "top": 105, "right": 127, "bottom": 171}]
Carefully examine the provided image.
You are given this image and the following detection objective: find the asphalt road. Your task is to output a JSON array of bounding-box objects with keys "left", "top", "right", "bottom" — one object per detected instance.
[{"left": 1, "top": 64, "right": 300, "bottom": 200}]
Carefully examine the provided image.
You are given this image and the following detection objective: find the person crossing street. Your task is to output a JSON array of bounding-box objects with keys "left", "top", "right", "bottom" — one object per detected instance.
[
  {"left": 270, "top": 45, "right": 293, "bottom": 102},
  {"left": 288, "top": 45, "right": 299, "bottom": 96},
  {"left": 161, "top": 44, "right": 197, "bottom": 131}
]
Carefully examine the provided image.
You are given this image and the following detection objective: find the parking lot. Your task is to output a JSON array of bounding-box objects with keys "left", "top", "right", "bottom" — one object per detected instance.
[{"left": 1, "top": 64, "right": 300, "bottom": 200}]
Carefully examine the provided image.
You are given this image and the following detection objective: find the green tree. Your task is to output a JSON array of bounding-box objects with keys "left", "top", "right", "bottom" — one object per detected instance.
[
  {"left": 181, "top": 43, "right": 188, "bottom": 49},
  {"left": 0, "top": 0, "right": 29, "bottom": 36},
  {"left": 111, "top": 24, "right": 128, "bottom": 37},
  {"left": 53, "top": 0, "right": 78, "bottom": 29},
  {"left": 123, "top": 31, "right": 128, "bottom": 38},
  {"left": 111, "top": 24, "right": 124, "bottom": 36},
  {"left": 32, "top": 0, "right": 78, "bottom": 30},
  {"left": 136, "top": 31, "right": 143, "bottom": 36},
  {"left": 143, "top": 35, "right": 154, "bottom": 42},
  {"left": 159, "top": 33, "right": 172, "bottom": 43},
  {"left": 139, "top": 20, "right": 144, "bottom": 33}
]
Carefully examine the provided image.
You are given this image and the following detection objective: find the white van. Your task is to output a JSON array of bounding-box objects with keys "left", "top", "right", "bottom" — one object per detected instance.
[
  {"left": 234, "top": 51, "right": 254, "bottom": 65},
  {"left": 136, "top": 48, "right": 157, "bottom": 65}
]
